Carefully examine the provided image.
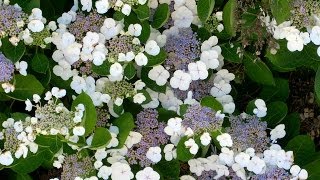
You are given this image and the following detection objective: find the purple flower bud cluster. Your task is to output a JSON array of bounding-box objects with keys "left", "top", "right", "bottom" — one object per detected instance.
[
  {"left": 68, "top": 11, "right": 104, "bottom": 41},
  {"left": 182, "top": 104, "right": 223, "bottom": 133},
  {"left": 0, "top": 5, "right": 26, "bottom": 37},
  {"left": 106, "top": 35, "right": 141, "bottom": 60},
  {"left": 127, "top": 109, "right": 169, "bottom": 167},
  {"left": 251, "top": 167, "right": 290, "bottom": 180},
  {"left": 0, "top": 53, "right": 14, "bottom": 83},
  {"left": 61, "top": 154, "right": 93, "bottom": 180},
  {"left": 226, "top": 115, "right": 269, "bottom": 153},
  {"left": 164, "top": 28, "right": 200, "bottom": 72},
  {"left": 173, "top": 79, "right": 214, "bottom": 100}
]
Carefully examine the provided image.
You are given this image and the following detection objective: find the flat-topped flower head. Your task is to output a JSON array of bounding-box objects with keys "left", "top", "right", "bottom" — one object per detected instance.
[
  {"left": 103, "top": 80, "right": 136, "bottom": 100},
  {"left": 127, "top": 109, "right": 169, "bottom": 167},
  {"left": 226, "top": 114, "right": 269, "bottom": 153},
  {"left": 182, "top": 104, "right": 223, "bottom": 133},
  {"left": 251, "top": 167, "right": 290, "bottom": 180},
  {"left": 0, "top": 53, "right": 14, "bottom": 83},
  {"left": 61, "top": 154, "right": 94, "bottom": 180},
  {"left": 291, "top": 0, "right": 320, "bottom": 29},
  {"left": 0, "top": 4, "right": 26, "bottom": 38}
]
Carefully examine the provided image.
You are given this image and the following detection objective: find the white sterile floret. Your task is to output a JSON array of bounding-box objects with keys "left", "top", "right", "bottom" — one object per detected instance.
[
  {"left": 71, "top": 76, "right": 87, "bottom": 94},
  {"left": 121, "top": 4, "right": 132, "bottom": 16},
  {"left": 164, "top": 117, "right": 183, "bottom": 135},
  {"left": 247, "top": 156, "right": 266, "bottom": 174},
  {"left": 217, "top": 24, "right": 224, "bottom": 32},
  {"left": 188, "top": 159, "right": 204, "bottom": 176},
  {"left": 15, "top": 61, "right": 28, "bottom": 76},
  {"left": 114, "top": 97, "right": 124, "bottom": 106},
  {"left": 97, "top": 165, "right": 112, "bottom": 179},
  {"left": 13, "top": 121, "right": 23, "bottom": 132},
  {"left": 0, "top": 151, "right": 14, "bottom": 166},
  {"left": 1, "top": 83, "right": 15, "bottom": 93},
  {"left": 15, "top": 144, "right": 28, "bottom": 158},
  {"left": 128, "top": 24, "right": 142, "bottom": 36},
  {"left": 135, "top": 52, "right": 148, "bottom": 66},
  {"left": 210, "top": 80, "right": 232, "bottom": 97},
  {"left": 51, "top": 87, "right": 66, "bottom": 98},
  {"left": 234, "top": 152, "right": 250, "bottom": 168},
  {"left": 25, "top": 99, "right": 33, "bottom": 111},
  {"left": 214, "top": 69, "right": 235, "bottom": 83},
  {"left": 28, "top": 20, "right": 44, "bottom": 32},
  {"left": 184, "top": 139, "right": 199, "bottom": 155},
  {"left": 110, "top": 62, "right": 123, "bottom": 77},
  {"left": 81, "top": 0, "right": 92, "bottom": 12},
  {"left": 53, "top": 60, "right": 74, "bottom": 81},
  {"left": 95, "top": 0, "right": 109, "bottom": 14},
  {"left": 253, "top": 98, "right": 267, "bottom": 118},
  {"left": 100, "top": 18, "right": 123, "bottom": 40},
  {"left": 200, "top": 50, "right": 220, "bottom": 69},
  {"left": 136, "top": 167, "right": 160, "bottom": 180},
  {"left": 200, "top": 132, "right": 211, "bottom": 146},
  {"left": 180, "top": 175, "right": 196, "bottom": 180},
  {"left": 148, "top": 65, "right": 170, "bottom": 86},
  {"left": 170, "top": 70, "right": 192, "bottom": 91},
  {"left": 125, "top": 131, "right": 142, "bottom": 148},
  {"left": 270, "top": 124, "right": 286, "bottom": 142},
  {"left": 188, "top": 61, "right": 208, "bottom": 80},
  {"left": 217, "top": 133, "right": 233, "bottom": 147},
  {"left": 95, "top": 148, "right": 107, "bottom": 161},
  {"left": 134, "top": 80, "right": 146, "bottom": 90},
  {"left": 290, "top": 165, "right": 301, "bottom": 176},
  {"left": 133, "top": 93, "right": 146, "bottom": 104},
  {"left": 286, "top": 33, "right": 304, "bottom": 52},
  {"left": 164, "top": 144, "right": 177, "bottom": 161},
  {"left": 310, "top": 26, "right": 320, "bottom": 45},
  {"left": 145, "top": 40, "right": 160, "bottom": 56},
  {"left": 219, "top": 147, "right": 234, "bottom": 166},
  {"left": 73, "top": 126, "right": 85, "bottom": 136},
  {"left": 146, "top": 146, "right": 162, "bottom": 163},
  {"left": 111, "top": 162, "right": 134, "bottom": 180},
  {"left": 171, "top": 6, "right": 193, "bottom": 28},
  {"left": 94, "top": 161, "right": 103, "bottom": 169},
  {"left": 298, "top": 169, "right": 308, "bottom": 180}
]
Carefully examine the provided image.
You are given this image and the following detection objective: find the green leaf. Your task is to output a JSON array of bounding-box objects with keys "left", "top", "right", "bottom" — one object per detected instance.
[
  {"left": 72, "top": 92, "right": 97, "bottom": 136},
  {"left": 145, "top": 49, "right": 167, "bottom": 67},
  {"left": 91, "top": 127, "right": 112, "bottom": 149},
  {"left": 245, "top": 99, "right": 255, "bottom": 115},
  {"left": 176, "top": 136, "right": 194, "bottom": 162},
  {"left": 139, "top": 21, "right": 151, "bottom": 43},
  {"left": 304, "top": 159, "right": 320, "bottom": 180},
  {"left": 279, "top": 113, "right": 300, "bottom": 144},
  {"left": 31, "top": 53, "right": 49, "bottom": 74},
  {"left": 141, "top": 67, "right": 166, "bottom": 93},
  {"left": 151, "top": 4, "right": 170, "bottom": 29},
  {"left": 221, "top": 43, "right": 242, "bottom": 63},
  {"left": 134, "top": 5, "right": 150, "bottom": 21},
  {"left": 4, "top": 75, "right": 44, "bottom": 101},
  {"left": 92, "top": 61, "right": 111, "bottom": 76},
  {"left": 158, "top": 108, "right": 178, "bottom": 122},
  {"left": 315, "top": 66, "right": 320, "bottom": 101},
  {"left": 113, "top": 11, "right": 125, "bottom": 21},
  {"left": 11, "top": 112, "right": 29, "bottom": 120},
  {"left": 244, "top": 53, "right": 275, "bottom": 86},
  {"left": 197, "top": 0, "right": 215, "bottom": 23},
  {"left": 124, "top": 62, "right": 136, "bottom": 80},
  {"left": 260, "top": 78, "right": 289, "bottom": 102},
  {"left": 113, "top": 113, "right": 135, "bottom": 148},
  {"left": 154, "top": 160, "right": 180, "bottom": 180},
  {"left": 222, "top": 0, "right": 237, "bottom": 37},
  {"left": 1, "top": 38, "right": 26, "bottom": 63},
  {"left": 285, "top": 135, "right": 316, "bottom": 166},
  {"left": 10, "top": 149, "right": 47, "bottom": 174},
  {"left": 270, "top": 0, "right": 292, "bottom": 24},
  {"left": 262, "top": 101, "right": 287, "bottom": 128},
  {"left": 200, "top": 96, "right": 223, "bottom": 111},
  {"left": 197, "top": 27, "right": 211, "bottom": 42}
]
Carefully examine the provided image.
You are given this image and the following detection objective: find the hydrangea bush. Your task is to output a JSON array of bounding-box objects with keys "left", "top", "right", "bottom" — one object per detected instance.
[{"left": 0, "top": 0, "right": 319, "bottom": 179}]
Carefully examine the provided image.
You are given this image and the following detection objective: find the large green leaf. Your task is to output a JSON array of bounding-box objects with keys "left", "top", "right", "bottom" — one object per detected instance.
[
  {"left": 1, "top": 38, "right": 26, "bottom": 63},
  {"left": 304, "top": 159, "right": 320, "bottom": 180},
  {"left": 90, "top": 127, "right": 112, "bottom": 149},
  {"left": 145, "top": 49, "right": 167, "bottom": 67},
  {"left": 140, "top": 67, "right": 166, "bottom": 93},
  {"left": 176, "top": 136, "right": 194, "bottom": 162},
  {"left": 285, "top": 135, "right": 316, "bottom": 166},
  {"left": 197, "top": 0, "right": 215, "bottom": 23},
  {"left": 139, "top": 21, "right": 151, "bottom": 43},
  {"left": 31, "top": 53, "right": 49, "bottom": 74},
  {"left": 200, "top": 96, "right": 223, "bottom": 111},
  {"left": 270, "top": 0, "right": 292, "bottom": 24},
  {"left": 10, "top": 150, "right": 47, "bottom": 174},
  {"left": 262, "top": 101, "right": 287, "bottom": 128},
  {"left": 4, "top": 75, "right": 44, "bottom": 101},
  {"left": 72, "top": 92, "right": 97, "bottom": 136},
  {"left": 279, "top": 113, "right": 300, "bottom": 144},
  {"left": 154, "top": 160, "right": 180, "bottom": 180},
  {"left": 124, "top": 62, "right": 136, "bottom": 80},
  {"left": 134, "top": 4, "right": 150, "bottom": 21},
  {"left": 259, "top": 78, "right": 289, "bottom": 102},
  {"left": 221, "top": 42, "right": 242, "bottom": 63},
  {"left": 244, "top": 53, "right": 275, "bottom": 86},
  {"left": 112, "top": 113, "right": 135, "bottom": 148},
  {"left": 222, "top": 0, "right": 237, "bottom": 37},
  {"left": 151, "top": 4, "right": 170, "bottom": 29}
]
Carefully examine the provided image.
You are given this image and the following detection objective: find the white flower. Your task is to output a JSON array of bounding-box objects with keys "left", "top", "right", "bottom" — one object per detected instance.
[
  {"left": 146, "top": 146, "right": 162, "bottom": 163},
  {"left": 134, "top": 80, "right": 146, "bottom": 90},
  {"left": 0, "top": 151, "right": 14, "bottom": 165},
  {"left": 290, "top": 165, "right": 301, "bottom": 176},
  {"left": 145, "top": 40, "right": 160, "bottom": 56},
  {"left": 15, "top": 144, "right": 28, "bottom": 158},
  {"left": 25, "top": 99, "right": 33, "bottom": 111},
  {"left": 247, "top": 156, "right": 266, "bottom": 174},
  {"left": 148, "top": 65, "right": 170, "bottom": 86},
  {"left": 270, "top": 124, "right": 286, "bottom": 142},
  {"left": 188, "top": 61, "right": 208, "bottom": 80},
  {"left": 121, "top": 4, "right": 132, "bottom": 16},
  {"left": 128, "top": 24, "right": 142, "bottom": 36},
  {"left": 219, "top": 147, "right": 234, "bottom": 166},
  {"left": 216, "top": 133, "right": 233, "bottom": 147},
  {"left": 73, "top": 126, "right": 85, "bottom": 136},
  {"left": 215, "top": 12, "right": 223, "bottom": 21},
  {"left": 13, "top": 121, "right": 23, "bottom": 132},
  {"left": 114, "top": 97, "right": 124, "bottom": 106},
  {"left": 98, "top": 166, "right": 112, "bottom": 179},
  {"left": 95, "top": 0, "right": 109, "bottom": 14},
  {"left": 253, "top": 99, "right": 267, "bottom": 117},
  {"left": 111, "top": 162, "right": 134, "bottom": 180},
  {"left": 51, "top": 87, "right": 66, "bottom": 98},
  {"left": 100, "top": 18, "right": 123, "bottom": 40},
  {"left": 110, "top": 62, "right": 123, "bottom": 77},
  {"left": 138, "top": 0, "right": 147, "bottom": 5},
  {"left": 53, "top": 60, "right": 74, "bottom": 81},
  {"left": 298, "top": 169, "right": 308, "bottom": 180},
  {"left": 125, "top": 131, "right": 142, "bottom": 148},
  {"left": 180, "top": 175, "right": 196, "bottom": 180},
  {"left": 286, "top": 33, "right": 304, "bottom": 52},
  {"left": 200, "top": 50, "right": 220, "bottom": 69},
  {"left": 133, "top": 93, "right": 146, "bottom": 104},
  {"left": 171, "top": 6, "right": 193, "bottom": 28},
  {"left": 71, "top": 76, "right": 87, "bottom": 94},
  {"left": 81, "top": 0, "right": 92, "bottom": 12},
  {"left": 217, "top": 24, "right": 224, "bottom": 32},
  {"left": 163, "top": 144, "right": 177, "bottom": 161},
  {"left": 234, "top": 152, "right": 250, "bottom": 167},
  {"left": 210, "top": 80, "right": 232, "bottom": 97},
  {"left": 15, "top": 61, "right": 28, "bottom": 76},
  {"left": 135, "top": 52, "right": 148, "bottom": 66},
  {"left": 170, "top": 70, "right": 192, "bottom": 91},
  {"left": 188, "top": 159, "right": 204, "bottom": 176},
  {"left": 95, "top": 148, "right": 107, "bottom": 161},
  {"left": 33, "top": 94, "right": 41, "bottom": 103},
  {"left": 200, "top": 132, "right": 211, "bottom": 146},
  {"left": 310, "top": 26, "right": 320, "bottom": 45},
  {"left": 184, "top": 139, "right": 199, "bottom": 155},
  {"left": 28, "top": 20, "right": 44, "bottom": 32},
  {"left": 136, "top": 167, "right": 160, "bottom": 180},
  {"left": 1, "top": 83, "right": 15, "bottom": 93}
]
